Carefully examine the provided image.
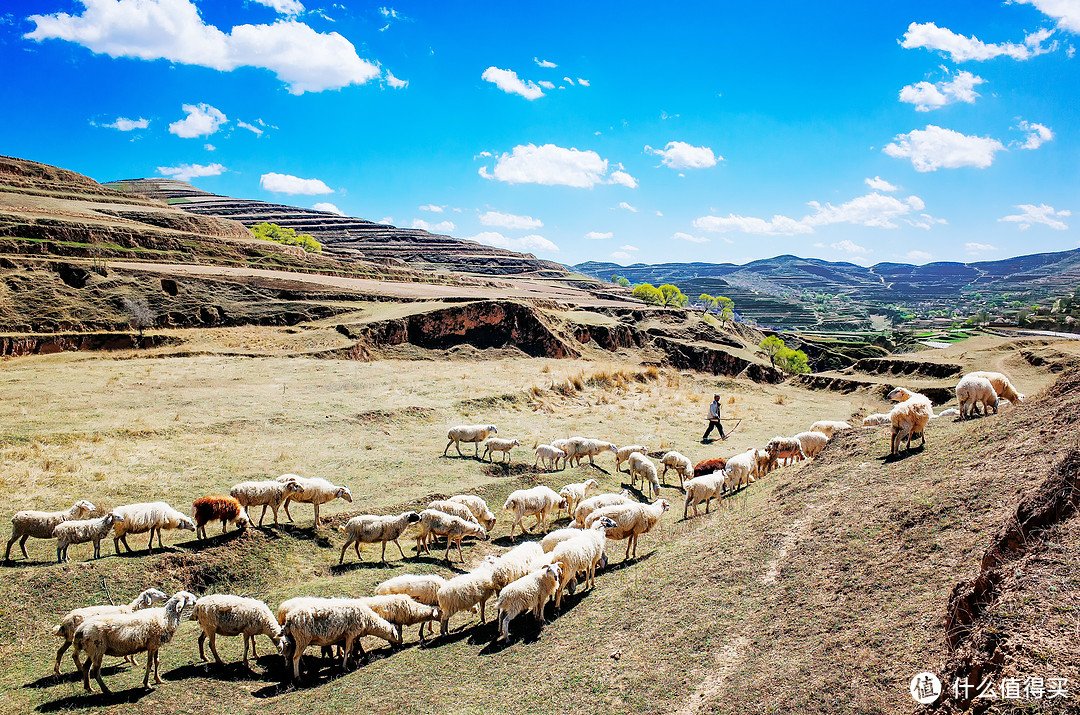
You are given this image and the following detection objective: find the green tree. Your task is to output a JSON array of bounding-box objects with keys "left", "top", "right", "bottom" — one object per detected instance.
[
  {"left": 698, "top": 293, "right": 719, "bottom": 315},
  {"left": 659, "top": 283, "right": 689, "bottom": 308},
  {"left": 617, "top": 276, "right": 631, "bottom": 288},
  {"left": 774, "top": 347, "right": 810, "bottom": 374},
  {"left": 632, "top": 283, "right": 664, "bottom": 305},
  {"left": 717, "top": 296, "right": 734, "bottom": 326},
  {"left": 758, "top": 335, "right": 785, "bottom": 368},
  {"left": 251, "top": 222, "right": 322, "bottom": 253}
]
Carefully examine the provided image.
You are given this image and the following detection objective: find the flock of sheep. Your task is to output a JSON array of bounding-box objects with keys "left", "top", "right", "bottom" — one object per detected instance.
[{"left": 8, "top": 367, "right": 1026, "bottom": 695}]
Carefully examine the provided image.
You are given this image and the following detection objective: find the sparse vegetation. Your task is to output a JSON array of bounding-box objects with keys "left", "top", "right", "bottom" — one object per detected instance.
[{"left": 251, "top": 221, "right": 322, "bottom": 254}]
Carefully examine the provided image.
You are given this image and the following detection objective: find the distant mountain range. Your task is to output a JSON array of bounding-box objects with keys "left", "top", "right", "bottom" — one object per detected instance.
[{"left": 574, "top": 250, "right": 1080, "bottom": 329}]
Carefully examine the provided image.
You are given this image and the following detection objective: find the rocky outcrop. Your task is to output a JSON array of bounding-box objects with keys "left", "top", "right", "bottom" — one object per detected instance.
[
  {"left": 652, "top": 336, "right": 784, "bottom": 383},
  {"left": 794, "top": 374, "right": 953, "bottom": 404},
  {"left": 853, "top": 357, "right": 962, "bottom": 379},
  {"left": 0, "top": 333, "right": 176, "bottom": 357},
  {"left": 571, "top": 323, "right": 642, "bottom": 350}
]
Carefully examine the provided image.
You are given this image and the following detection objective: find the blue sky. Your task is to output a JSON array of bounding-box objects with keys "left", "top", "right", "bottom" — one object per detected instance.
[{"left": 2, "top": 1, "right": 1078, "bottom": 267}]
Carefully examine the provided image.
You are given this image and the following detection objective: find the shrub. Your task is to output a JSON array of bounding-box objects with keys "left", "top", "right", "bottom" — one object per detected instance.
[{"left": 250, "top": 222, "right": 322, "bottom": 253}]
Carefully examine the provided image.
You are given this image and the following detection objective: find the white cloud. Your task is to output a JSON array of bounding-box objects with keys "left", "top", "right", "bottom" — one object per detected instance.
[
  {"left": 469, "top": 231, "right": 559, "bottom": 254},
  {"left": 411, "top": 218, "right": 456, "bottom": 233},
  {"left": 694, "top": 192, "right": 931, "bottom": 236},
  {"left": 204, "top": 143, "right": 215, "bottom": 151},
  {"left": 899, "top": 21, "right": 1056, "bottom": 61},
  {"left": 378, "top": 216, "right": 393, "bottom": 225},
  {"left": 577, "top": 78, "right": 590, "bottom": 86},
  {"left": 253, "top": 0, "right": 304, "bottom": 15},
  {"left": 899, "top": 70, "right": 985, "bottom": 111},
  {"left": 883, "top": 125, "right": 1005, "bottom": 172},
  {"left": 534, "top": 57, "right": 556, "bottom": 68},
  {"left": 236, "top": 119, "right": 263, "bottom": 136},
  {"left": 655, "top": 210, "right": 663, "bottom": 216},
  {"left": 26, "top": 0, "right": 380, "bottom": 94},
  {"left": 537, "top": 80, "right": 555, "bottom": 89},
  {"left": 480, "top": 143, "right": 638, "bottom": 189},
  {"left": 617, "top": 202, "right": 638, "bottom": 212},
  {"left": 619, "top": 244, "right": 639, "bottom": 251},
  {"left": 168, "top": 103, "right": 227, "bottom": 138},
  {"left": 965, "top": 241, "right": 997, "bottom": 252},
  {"left": 563, "top": 76, "right": 575, "bottom": 85},
  {"left": 101, "top": 116, "right": 149, "bottom": 131},
  {"left": 259, "top": 172, "right": 333, "bottom": 194},
  {"left": 585, "top": 231, "right": 612, "bottom": 240},
  {"left": 156, "top": 162, "right": 225, "bottom": 182},
  {"left": 379, "top": 7, "right": 401, "bottom": 19},
  {"left": 906, "top": 213, "right": 948, "bottom": 230},
  {"left": 672, "top": 232, "right": 710, "bottom": 244},
  {"left": 419, "top": 204, "right": 444, "bottom": 212},
  {"left": 830, "top": 239, "right": 870, "bottom": 254},
  {"left": 610, "top": 251, "right": 635, "bottom": 263},
  {"left": 1016, "top": 120, "right": 1053, "bottom": 149},
  {"left": 999, "top": 203, "right": 1071, "bottom": 230},
  {"left": 384, "top": 71, "right": 407, "bottom": 89},
  {"left": 313, "top": 202, "right": 343, "bottom": 215},
  {"left": 481, "top": 66, "right": 544, "bottom": 100},
  {"left": 478, "top": 211, "right": 543, "bottom": 230},
  {"left": 865, "top": 176, "right": 898, "bottom": 192},
  {"left": 694, "top": 214, "right": 813, "bottom": 236},
  {"left": 1014, "top": 0, "right": 1080, "bottom": 34},
  {"left": 645, "top": 141, "right": 720, "bottom": 170},
  {"left": 901, "top": 250, "right": 934, "bottom": 263}
]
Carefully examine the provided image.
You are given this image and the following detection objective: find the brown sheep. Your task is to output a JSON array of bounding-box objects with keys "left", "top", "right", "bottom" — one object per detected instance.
[
  {"left": 693, "top": 457, "right": 727, "bottom": 478},
  {"left": 192, "top": 496, "right": 250, "bottom": 540}
]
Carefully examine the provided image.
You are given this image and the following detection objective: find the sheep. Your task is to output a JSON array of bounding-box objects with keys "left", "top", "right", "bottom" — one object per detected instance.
[
  {"left": 447, "top": 494, "right": 497, "bottom": 530},
  {"left": 427, "top": 500, "right": 481, "bottom": 526},
  {"left": 682, "top": 473, "right": 726, "bottom": 518},
  {"left": 564, "top": 438, "right": 619, "bottom": 467},
  {"left": 934, "top": 407, "right": 961, "bottom": 419},
  {"left": 615, "top": 444, "right": 649, "bottom": 473},
  {"left": 444, "top": 424, "right": 498, "bottom": 457},
  {"left": 5, "top": 500, "right": 95, "bottom": 561},
  {"left": 489, "top": 541, "right": 547, "bottom": 592},
  {"left": 52, "top": 588, "right": 167, "bottom": 676},
  {"left": 751, "top": 448, "right": 771, "bottom": 479},
  {"left": 970, "top": 370, "right": 1026, "bottom": 405},
  {"left": 533, "top": 444, "right": 567, "bottom": 471},
  {"left": 572, "top": 490, "right": 633, "bottom": 528},
  {"left": 503, "top": 486, "right": 566, "bottom": 540},
  {"left": 111, "top": 502, "right": 196, "bottom": 554},
  {"left": 549, "top": 517, "right": 616, "bottom": 603},
  {"left": 374, "top": 574, "right": 447, "bottom": 607},
  {"left": 230, "top": 480, "right": 301, "bottom": 527},
  {"left": 495, "top": 563, "right": 562, "bottom": 642},
  {"left": 627, "top": 452, "right": 661, "bottom": 498},
  {"left": 809, "top": 421, "right": 852, "bottom": 439},
  {"left": 361, "top": 594, "right": 440, "bottom": 643},
  {"left": 414, "top": 509, "right": 487, "bottom": 562},
  {"left": 586, "top": 499, "right": 670, "bottom": 561},
  {"left": 339, "top": 511, "right": 421, "bottom": 564},
  {"left": 722, "top": 450, "right": 757, "bottom": 493},
  {"left": 863, "top": 413, "right": 892, "bottom": 426},
  {"left": 192, "top": 594, "right": 283, "bottom": 668},
  {"left": 71, "top": 590, "right": 197, "bottom": 694},
  {"left": 887, "top": 387, "right": 934, "bottom": 456},
  {"left": 956, "top": 374, "right": 999, "bottom": 419},
  {"left": 660, "top": 451, "right": 694, "bottom": 488},
  {"left": 692, "top": 457, "right": 727, "bottom": 478},
  {"left": 558, "top": 478, "right": 599, "bottom": 519},
  {"left": 436, "top": 563, "right": 497, "bottom": 635},
  {"left": 765, "top": 436, "right": 805, "bottom": 472},
  {"left": 280, "top": 598, "right": 400, "bottom": 679},
  {"left": 275, "top": 474, "right": 353, "bottom": 527},
  {"left": 481, "top": 437, "right": 521, "bottom": 463},
  {"left": 192, "top": 496, "right": 250, "bottom": 539},
  {"left": 540, "top": 528, "right": 583, "bottom": 553},
  {"left": 54, "top": 512, "right": 125, "bottom": 563},
  {"left": 794, "top": 431, "right": 829, "bottom": 460}
]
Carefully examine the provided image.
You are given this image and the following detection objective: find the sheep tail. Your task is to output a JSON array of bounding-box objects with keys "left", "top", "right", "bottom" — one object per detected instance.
[{"left": 51, "top": 624, "right": 62, "bottom": 636}]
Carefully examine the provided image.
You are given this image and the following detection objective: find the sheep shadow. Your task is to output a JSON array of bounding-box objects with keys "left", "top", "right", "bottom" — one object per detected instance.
[
  {"left": 177, "top": 530, "right": 245, "bottom": 552},
  {"left": 408, "top": 553, "right": 470, "bottom": 573},
  {"left": 881, "top": 444, "right": 927, "bottom": 463},
  {"left": 24, "top": 666, "right": 127, "bottom": 690},
  {"left": 163, "top": 659, "right": 275, "bottom": 683},
  {"left": 490, "top": 533, "right": 543, "bottom": 549},
  {"left": 1, "top": 559, "right": 55, "bottom": 568},
  {"left": 276, "top": 524, "right": 333, "bottom": 548},
  {"left": 37, "top": 685, "right": 153, "bottom": 711},
  {"left": 253, "top": 646, "right": 396, "bottom": 694},
  {"left": 619, "top": 483, "right": 651, "bottom": 502},
  {"left": 425, "top": 621, "right": 496, "bottom": 649},
  {"left": 602, "top": 549, "right": 656, "bottom": 571},
  {"left": 329, "top": 559, "right": 396, "bottom": 574}
]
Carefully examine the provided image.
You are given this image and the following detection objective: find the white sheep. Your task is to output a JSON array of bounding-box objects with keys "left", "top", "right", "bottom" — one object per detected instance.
[
  {"left": 956, "top": 374, "right": 999, "bottom": 419},
  {"left": 586, "top": 499, "right": 670, "bottom": 561},
  {"left": 558, "top": 478, "right": 599, "bottom": 519},
  {"left": 970, "top": 371, "right": 1025, "bottom": 404},
  {"left": 427, "top": 500, "right": 481, "bottom": 526},
  {"left": 54, "top": 512, "right": 125, "bottom": 563},
  {"left": 564, "top": 437, "right": 618, "bottom": 467},
  {"left": 192, "top": 594, "right": 283, "bottom": 668},
  {"left": 549, "top": 517, "right": 616, "bottom": 603},
  {"left": 111, "top": 502, "right": 196, "bottom": 554},
  {"left": 765, "top": 436, "right": 805, "bottom": 472},
  {"left": 275, "top": 474, "right": 353, "bottom": 527},
  {"left": 809, "top": 421, "right": 852, "bottom": 439},
  {"left": 374, "top": 574, "right": 447, "bottom": 607},
  {"left": 230, "top": 480, "right": 301, "bottom": 527},
  {"left": 5, "top": 500, "right": 95, "bottom": 561},
  {"left": 572, "top": 490, "right": 632, "bottom": 528},
  {"left": 488, "top": 541, "right": 547, "bottom": 592},
  {"left": 447, "top": 494, "right": 497, "bottom": 530},
  {"left": 338, "top": 511, "right": 421, "bottom": 564},
  {"left": 627, "top": 452, "right": 661, "bottom": 498},
  {"left": 495, "top": 563, "right": 563, "bottom": 642},
  {"left": 887, "top": 387, "right": 934, "bottom": 455},
  {"left": 863, "top": 413, "right": 892, "bottom": 426},
  {"left": 503, "top": 486, "right": 566, "bottom": 540},
  {"left": 414, "top": 509, "right": 487, "bottom": 562},
  {"left": 436, "top": 563, "right": 497, "bottom": 635},
  {"left": 52, "top": 588, "right": 167, "bottom": 676},
  {"left": 481, "top": 437, "right": 521, "bottom": 463},
  {"left": 444, "top": 424, "right": 498, "bottom": 458},
  {"left": 660, "top": 451, "right": 694, "bottom": 489},
  {"left": 682, "top": 473, "right": 726, "bottom": 518},
  {"left": 723, "top": 451, "right": 757, "bottom": 493},
  {"left": 361, "top": 594, "right": 441, "bottom": 642},
  {"left": 71, "top": 590, "right": 197, "bottom": 693},
  {"left": 793, "top": 431, "right": 829, "bottom": 460},
  {"left": 280, "top": 598, "right": 400, "bottom": 679},
  {"left": 533, "top": 444, "right": 567, "bottom": 471},
  {"left": 934, "top": 407, "right": 961, "bottom": 419},
  {"left": 540, "top": 528, "right": 585, "bottom": 553},
  {"left": 615, "top": 444, "right": 649, "bottom": 473}
]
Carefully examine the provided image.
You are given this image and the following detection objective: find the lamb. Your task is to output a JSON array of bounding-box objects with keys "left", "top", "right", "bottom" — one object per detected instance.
[
  {"left": 443, "top": 424, "right": 498, "bottom": 457},
  {"left": 503, "top": 486, "right": 566, "bottom": 540},
  {"left": 809, "top": 421, "right": 852, "bottom": 439},
  {"left": 230, "top": 479, "right": 301, "bottom": 527},
  {"left": 447, "top": 494, "right": 497, "bottom": 530},
  {"left": 481, "top": 437, "right": 521, "bottom": 463},
  {"left": 533, "top": 444, "right": 567, "bottom": 471},
  {"left": 361, "top": 594, "right": 440, "bottom": 642},
  {"left": 495, "top": 563, "right": 563, "bottom": 642},
  {"left": 572, "top": 490, "right": 633, "bottom": 528},
  {"left": 751, "top": 449, "right": 771, "bottom": 479},
  {"left": 488, "top": 541, "right": 547, "bottom": 592},
  {"left": 111, "top": 502, "right": 196, "bottom": 554},
  {"left": 970, "top": 370, "right": 1026, "bottom": 405},
  {"left": 5, "top": 499, "right": 95, "bottom": 561},
  {"left": 794, "top": 431, "right": 829, "bottom": 460},
  {"left": 558, "top": 478, "right": 599, "bottom": 518},
  {"left": 563, "top": 437, "right": 618, "bottom": 467},
  {"left": 192, "top": 594, "right": 283, "bottom": 668},
  {"left": 765, "top": 436, "right": 805, "bottom": 472},
  {"left": 280, "top": 598, "right": 400, "bottom": 679},
  {"left": 192, "top": 496, "right": 250, "bottom": 539},
  {"left": 934, "top": 407, "right": 961, "bottom": 419},
  {"left": 275, "top": 474, "right": 353, "bottom": 527},
  {"left": 427, "top": 500, "right": 481, "bottom": 525},
  {"left": 692, "top": 457, "right": 727, "bottom": 478},
  {"left": 586, "top": 499, "right": 670, "bottom": 561},
  {"left": 956, "top": 374, "right": 998, "bottom": 419},
  {"left": 339, "top": 511, "right": 421, "bottom": 564},
  {"left": 722, "top": 450, "right": 757, "bottom": 493},
  {"left": 436, "top": 563, "right": 497, "bottom": 635},
  {"left": 549, "top": 517, "right": 616, "bottom": 603},
  {"left": 54, "top": 512, "right": 125, "bottom": 563},
  {"left": 863, "top": 413, "right": 892, "bottom": 426},
  {"left": 682, "top": 473, "right": 726, "bottom": 518},
  {"left": 627, "top": 452, "right": 661, "bottom": 498},
  {"left": 660, "top": 451, "right": 694, "bottom": 488},
  {"left": 414, "top": 509, "right": 487, "bottom": 562},
  {"left": 71, "top": 590, "right": 197, "bottom": 693},
  {"left": 615, "top": 444, "right": 649, "bottom": 473},
  {"left": 887, "top": 387, "right": 934, "bottom": 456},
  {"left": 52, "top": 588, "right": 167, "bottom": 676}
]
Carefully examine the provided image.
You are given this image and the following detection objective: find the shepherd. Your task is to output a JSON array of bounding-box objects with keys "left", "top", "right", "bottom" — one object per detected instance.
[{"left": 702, "top": 393, "right": 726, "bottom": 442}]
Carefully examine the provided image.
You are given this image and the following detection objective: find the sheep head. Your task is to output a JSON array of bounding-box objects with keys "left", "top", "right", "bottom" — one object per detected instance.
[
  {"left": 106, "top": 512, "right": 125, "bottom": 526},
  {"left": 178, "top": 516, "right": 197, "bottom": 532},
  {"left": 404, "top": 511, "right": 421, "bottom": 524},
  {"left": 139, "top": 588, "right": 168, "bottom": 607},
  {"left": 594, "top": 516, "right": 617, "bottom": 530},
  {"left": 656, "top": 499, "right": 671, "bottom": 513},
  {"left": 487, "top": 425, "right": 498, "bottom": 434},
  {"left": 236, "top": 509, "right": 251, "bottom": 529},
  {"left": 557, "top": 497, "right": 568, "bottom": 511},
  {"left": 73, "top": 500, "right": 96, "bottom": 518},
  {"left": 285, "top": 481, "right": 304, "bottom": 495},
  {"left": 336, "top": 486, "right": 353, "bottom": 503},
  {"left": 887, "top": 387, "right": 913, "bottom": 402},
  {"left": 584, "top": 479, "right": 599, "bottom": 490},
  {"left": 544, "top": 562, "right": 562, "bottom": 581}
]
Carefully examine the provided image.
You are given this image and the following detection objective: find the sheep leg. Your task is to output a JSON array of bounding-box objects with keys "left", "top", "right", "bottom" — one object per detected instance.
[
  {"left": 93, "top": 540, "right": 100, "bottom": 559},
  {"left": 3, "top": 534, "right": 15, "bottom": 561},
  {"left": 147, "top": 528, "right": 155, "bottom": 551},
  {"left": 355, "top": 541, "right": 362, "bottom": 560},
  {"left": 56, "top": 545, "right": 63, "bottom": 563},
  {"left": 94, "top": 654, "right": 111, "bottom": 694},
  {"left": 314, "top": 503, "right": 321, "bottom": 527},
  {"left": 341, "top": 636, "right": 354, "bottom": 670},
  {"left": 455, "top": 538, "right": 466, "bottom": 563},
  {"left": 221, "top": 519, "right": 228, "bottom": 535},
  {"left": 242, "top": 636, "right": 251, "bottom": 668},
  {"left": 198, "top": 632, "right": 208, "bottom": 662},
  {"left": 479, "top": 597, "right": 487, "bottom": 623},
  {"left": 19, "top": 535, "right": 29, "bottom": 560},
  {"left": 393, "top": 539, "right": 406, "bottom": 560},
  {"left": 208, "top": 633, "right": 224, "bottom": 666},
  {"left": 380, "top": 540, "right": 388, "bottom": 562},
  {"left": 54, "top": 641, "right": 70, "bottom": 676},
  {"left": 339, "top": 538, "right": 353, "bottom": 565}
]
